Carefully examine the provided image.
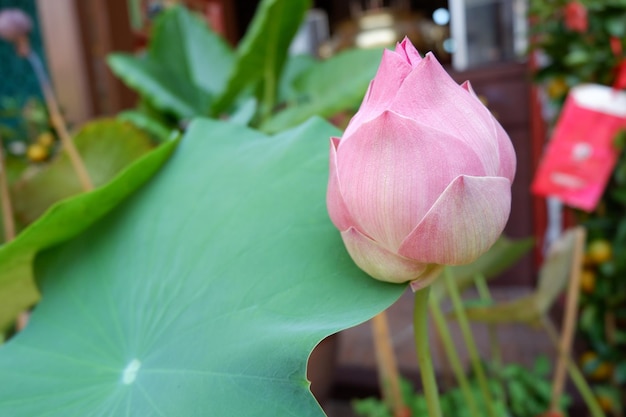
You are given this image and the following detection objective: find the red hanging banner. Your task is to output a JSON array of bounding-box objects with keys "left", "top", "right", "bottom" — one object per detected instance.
[{"left": 532, "top": 84, "right": 626, "bottom": 212}]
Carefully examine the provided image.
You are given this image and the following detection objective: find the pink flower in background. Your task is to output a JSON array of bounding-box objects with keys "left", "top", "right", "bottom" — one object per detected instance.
[
  {"left": 563, "top": 1, "right": 588, "bottom": 33},
  {"left": 327, "top": 38, "right": 516, "bottom": 290}
]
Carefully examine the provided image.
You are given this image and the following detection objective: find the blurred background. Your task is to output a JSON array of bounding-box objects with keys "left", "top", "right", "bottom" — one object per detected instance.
[{"left": 2, "top": 1, "right": 625, "bottom": 416}]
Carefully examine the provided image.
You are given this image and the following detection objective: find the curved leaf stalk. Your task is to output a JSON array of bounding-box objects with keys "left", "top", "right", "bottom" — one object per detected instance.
[
  {"left": 371, "top": 311, "right": 410, "bottom": 417},
  {"left": 542, "top": 318, "right": 606, "bottom": 417},
  {"left": 429, "top": 294, "right": 481, "bottom": 417},
  {"left": 260, "top": 31, "right": 278, "bottom": 125},
  {"left": 26, "top": 51, "right": 93, "bottom": 192},
  {"left": 443, "top": 267, "right": 498, "bottom": 417},
  {"left": 413, "top": 286, "right": 442, "bottom": 417}
]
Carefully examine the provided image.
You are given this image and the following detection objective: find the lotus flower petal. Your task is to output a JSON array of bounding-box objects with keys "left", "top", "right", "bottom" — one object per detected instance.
[
  {"left": 343, "top": 48, "right": 413, "bottom": 138},
  {"left": 460, "top": 80, "right": 477, "bottom": 96},
  {"left": 341, "top": 227, "right": 428, "bottom": 283},
  {"left": 337, "top": 111, "right": 487, "bottom": 250},
  {"left": 409, "top": 264, "right": 444, "bottom": 292},
  {"left": 327, "top": 137, "right": 355, "bottom": 231},
  {"left": 396, "top": 37, "right": 422, "bottom": 67},
  {"left": 326, "top": 38, "right": 515, "bottom": 287},
  {"left": 462, "top": 81, "right": 516, "bottom": 182},
  {"left": 493, "top": 120, "right": 517, "bottom": 182},
  {"left": 388, "top": 53, "right": 502, "bottom": 176},
  {"left": 398, "top": 175, "right": 511, "bottom": 264}
]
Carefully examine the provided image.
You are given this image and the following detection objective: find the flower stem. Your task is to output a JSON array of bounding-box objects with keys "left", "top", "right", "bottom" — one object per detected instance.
[
  {"left": 413, "top": 286, "right": 441, "bottom": 417},
  {"left": 473, "top": 273, "right": 505, "bottom": 404},
  {"left": 443, "top": 267, "right": 498, "bottom": 417},
  {"left": 429, "top": 294, "right": 481, "bottom": 417},
  {"left": 26, "top": 50, "right": 93, "bottom": 192},
  {"left": 371, "top": 311, "right": 410, "bottom": 417},
  {"left": 473, "top": 274, "right": 502, "bottom": 368}
]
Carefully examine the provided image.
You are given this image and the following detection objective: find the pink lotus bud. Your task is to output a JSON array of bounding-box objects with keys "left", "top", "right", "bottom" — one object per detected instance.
[
  {"left": 327, "top": 38, "right": 516, "bottom": 290},
  {"left": 0, "top": 8, "right": 32, "bottom": 42}
]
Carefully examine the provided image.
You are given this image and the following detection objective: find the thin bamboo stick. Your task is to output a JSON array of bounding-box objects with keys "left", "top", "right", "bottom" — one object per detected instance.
[
  {"left": 372, "top": 311, "right": 411, "bottom": 417},
  {"left": 542, "top": 317, "right": 605, "bottom": 417},
  {"left": 549, "top": 228, "right": 586, "bottom": 412},
  {"left": 26, "top": 51, "right": 93, "bottom": 191},
  {"left": 0, "top": 140, "right": 29, "bottom": 330},
  {"left": 0, "top": 143, "right": 15, "bottom": 242}
]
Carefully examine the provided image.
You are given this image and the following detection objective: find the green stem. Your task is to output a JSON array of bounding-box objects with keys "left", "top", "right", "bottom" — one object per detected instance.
[
  {"left": 473, "top": 275, "right": 501, "bottom": 365},
  {"left": 473, "top": 274, "right": 505, "bottom": 400},
  {"left": 413, "top": 286, "right": 442, "bottom": 417},
  {"left": 543, "top": 318, "right": 606, "bottom": 417},
  {"left": 260, "top": 53, "right": 276, "bottom": 125},
  {"left": 566, "top": 363, "right": 605, "bottom": 417},
  {"left": 473, "top": 274, "right": 491, "bottom": 301},
  {"left": 444, "top": 268, "right": 498, "bottom": 417},
  {"left": 429, "top": 294, "right": 481, "bottom": 417}
]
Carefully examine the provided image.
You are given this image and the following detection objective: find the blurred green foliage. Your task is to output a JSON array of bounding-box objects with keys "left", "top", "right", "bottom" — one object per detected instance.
[
  {"left": 530, "top": 1, "right": 626, "bottom": 412},
  {"left": 108, "top": 2, "right": 384, "bottom": 136},
  {"left": 530, "top": 0, "right": 626, "bottom": 103},
  {"left": 353, "top": 357, "right": 569, "bottom": 417}
]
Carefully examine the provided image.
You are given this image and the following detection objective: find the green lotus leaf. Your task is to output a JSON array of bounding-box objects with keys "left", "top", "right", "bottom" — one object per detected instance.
[
  {"left": 212, "top": 0, "right": 311, "bottom": 114},
  {"left": 262, "top": 48, "right": 384, "bottom": 134},
  {"left": 108, "top": 54, "right": 211, "bottom": 119},
  {"left": 148, "top": 5, "right": 234, "bottom": 98},
  {"left": 0, "top": 118, "right": 404, "bottom": 416},
  {"left": 0, "top": 138, "right": 178, "bottom": 330},
  {"left": 12, "top": 119, "right": 154, "bottom": 224}
]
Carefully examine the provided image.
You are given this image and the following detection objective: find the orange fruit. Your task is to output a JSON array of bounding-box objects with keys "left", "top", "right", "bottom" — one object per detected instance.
[
  {"left": 586, "top": 239, "right": 612, "bottom": 264},
  {"left": 36, "top": 132, "right": 55, "bottom": 147},
  {"left": 546, "top": 78, "right": 568, "bottom": 99},
  {"left": 26, "top": 143, "right": 48, "bottom": 162},
  {"left": 597, "top": 395, "right": 614, "bottom": 413},
  {"left": 580, "top": 352, "right": 613, "bottom": 381},
  {"left": 579, "top": 269, "right": 596, "bottom": 293}
]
